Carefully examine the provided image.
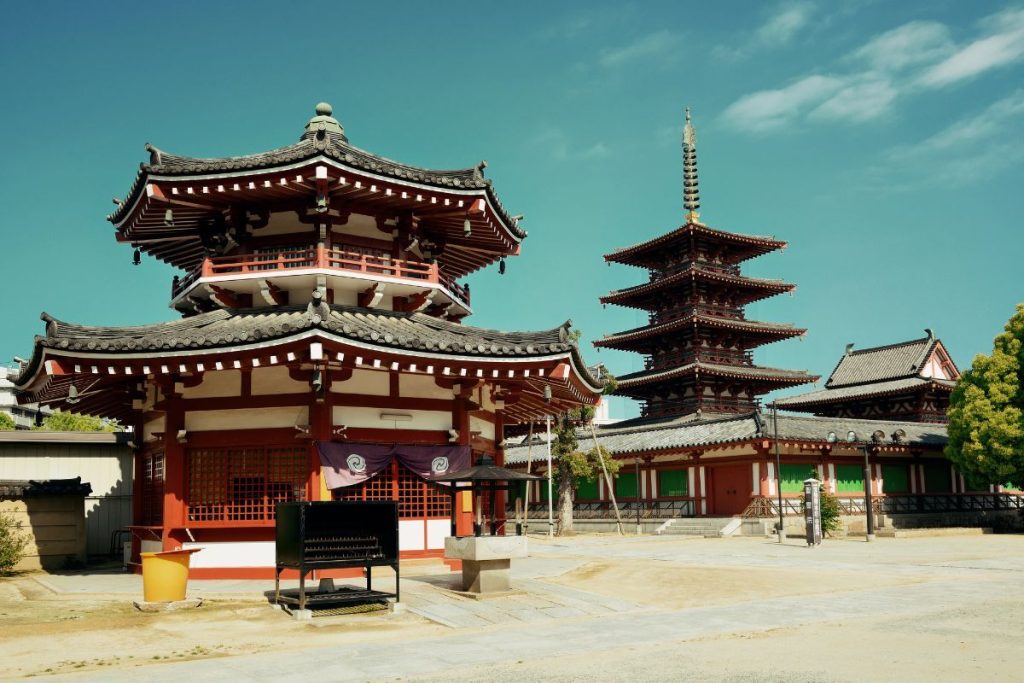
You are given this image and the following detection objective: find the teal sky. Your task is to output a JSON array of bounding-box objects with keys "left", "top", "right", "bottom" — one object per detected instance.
[{"left": 1, "top": 1, "right": 1021, "bottom": 419}]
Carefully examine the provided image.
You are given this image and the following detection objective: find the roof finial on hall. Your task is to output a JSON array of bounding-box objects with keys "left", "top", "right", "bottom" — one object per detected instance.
[{"left": 682, "top": 107, "right": 701, "bottom": 225}]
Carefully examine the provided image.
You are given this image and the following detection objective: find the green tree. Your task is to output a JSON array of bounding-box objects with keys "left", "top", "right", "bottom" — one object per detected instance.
[
  {"left": 0, "top": 512, "right": 29, "bottom": 575},
  {"left": 35, "top": 410, "right": 119, "bottom": 432},
  {"left": 946, "top": 304, "right": 1024, "bottom": 489},
  {"left": 0, "top": 412, "right": 16, "bottom": 431},
  {"left": 551, "top": 407, "right": 621, "bottom": 535}
]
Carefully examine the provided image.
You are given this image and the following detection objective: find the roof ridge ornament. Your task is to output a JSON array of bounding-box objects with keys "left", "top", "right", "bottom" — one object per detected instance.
[
  {"left": 682, "top": 107, "right": 701, "bottom": 225},
  {"left": 303, "top": 102, "right": 347, "bottom": 144}
]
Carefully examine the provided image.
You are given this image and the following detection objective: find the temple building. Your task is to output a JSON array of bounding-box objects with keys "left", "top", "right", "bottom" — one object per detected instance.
[
  {"left": 596, "top": 110, "right": 817, "bottom": 418},
  {"left": 507, "top": 111, "right": 1019, "bottom": 525},
  {"left": 12, "top": 103, "right": 602, "bottom": 577},
  {"left": 773, "top": 332, "right": 959, "bottom": 423}
]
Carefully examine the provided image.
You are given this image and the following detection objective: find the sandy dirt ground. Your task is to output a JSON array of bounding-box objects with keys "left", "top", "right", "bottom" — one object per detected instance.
[
  {"left": 1, "top": 534, "right": 1023, "bottom": 681},
  {"left": 0, "top": 579, "right": 442, "bottom": 678}
]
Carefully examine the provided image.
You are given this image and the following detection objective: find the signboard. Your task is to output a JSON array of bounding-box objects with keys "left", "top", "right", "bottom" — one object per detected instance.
[{"left": 803, "top": 478, "right": 822, "bottom": 546}]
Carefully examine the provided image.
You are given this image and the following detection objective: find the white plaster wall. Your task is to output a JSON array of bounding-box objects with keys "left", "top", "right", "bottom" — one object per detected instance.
[
  {"left": 400, "top": 374, "right": 454, "bottom": 400},
  {"left": 185, "top": 407, "right": 307, "bottom": 431},
  {"left": 399, "top": 520, "right": 425, "bottom": 551},
  {"left": 181, "top": 370, "right": 241, "bottom": 399},
  {"left": 332, "top": 369, "right": 389, "bottom": 396},
  {"left": 251, "top": 366, "right": 307, "bottom": 395},
  {"left": 470, "top": 415, "right": 495, "bottom": 441},
  {"left": 143, "top": 415, "right": 166, "bottom": 442},
  {"left": 426, "top": 519, "right": 449, "bottom": 550},
  {"left": 183, "top": 541, "right": 275, "bottom": 568},
  {"left": 332, "top": 407, "right": 451, "bottom": 430}
]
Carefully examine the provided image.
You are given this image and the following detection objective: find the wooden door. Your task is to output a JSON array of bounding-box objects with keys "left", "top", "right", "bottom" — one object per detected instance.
[{"left": 710, "top": 464, "right": 751, "bottom": 515}]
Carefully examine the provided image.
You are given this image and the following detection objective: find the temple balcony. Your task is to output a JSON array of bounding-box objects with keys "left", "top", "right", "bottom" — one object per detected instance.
[
  {"left": 646, "top": 349, "right": 754, "bottom": 370},
  {"left": 170, "top": 247, "right": 471, "bottom": 316}
]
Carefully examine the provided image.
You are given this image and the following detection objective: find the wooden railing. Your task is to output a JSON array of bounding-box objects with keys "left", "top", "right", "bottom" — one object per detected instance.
[
  {"left": 742, "top": 493, "right": 1024, "bottom": 518},
  {"left": 521, "top": 500, "right": 697, "bottom": 519},
  {"left": 172, "top": 248, "right": 470, "bottom": 307}
]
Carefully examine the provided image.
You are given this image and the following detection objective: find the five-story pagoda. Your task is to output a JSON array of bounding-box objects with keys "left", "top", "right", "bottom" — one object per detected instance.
[{"left": 596, "top": 111, "right": 816, "bottom": 418}]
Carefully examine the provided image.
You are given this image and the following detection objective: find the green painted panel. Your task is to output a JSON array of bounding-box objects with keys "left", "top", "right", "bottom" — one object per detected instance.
[
  {"left": 658, "top": 469, "right": 688, "bottom": 497},
  {"left": 781, "top": 464, "right": 816, "bottom": 493},
  {"left": 576, "top": 476, "right": 599, "bottom": 500},
  {"left": 615, "top": 472, "right": 638, "bottom": 499},
  {"left": 539, "top": 479, "right": 556, "bottom": 501},
  {"left": 882, "top": 464, "right": 909, "bottom": 493},
  {"left": 835, "top": 464, "right": 865, "bottom": 493},
  {"left": 924, "top": 462, "right": 951, "bottom": 492}
]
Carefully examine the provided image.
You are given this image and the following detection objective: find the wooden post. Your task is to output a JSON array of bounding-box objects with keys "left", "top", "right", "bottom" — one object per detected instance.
[
  {"left": 588, "top": 420, "right": 624, "bottom": 535},
  {"left": 161, "top": 388, "right": 185, "bottom": 551}
]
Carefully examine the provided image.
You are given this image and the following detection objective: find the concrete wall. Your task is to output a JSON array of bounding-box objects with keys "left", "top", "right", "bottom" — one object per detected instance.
[
  {"left": 0, "top": 436, "right": 133, "bottom": 556},
  {"left": 1, "top": 494, "right": 87, "bottom": 570}
]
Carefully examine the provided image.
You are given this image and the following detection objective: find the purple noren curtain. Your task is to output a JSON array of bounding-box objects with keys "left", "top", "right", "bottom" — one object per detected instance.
[{"left": 317, "top": 442, "right": 472, "bottom": 489}]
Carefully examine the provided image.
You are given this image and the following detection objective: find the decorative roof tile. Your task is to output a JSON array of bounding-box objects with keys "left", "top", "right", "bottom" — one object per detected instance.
[
  {"left": 774, "top": 376, "right": 956, "bottom": 408},
  {"left": 503, "top": 411, "right": 947, "bottom": 463}
]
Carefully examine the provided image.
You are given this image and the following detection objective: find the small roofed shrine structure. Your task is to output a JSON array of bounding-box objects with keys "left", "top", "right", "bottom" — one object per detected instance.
[
  {"left": 773, "top": 331, "right": 959, "bottom": 423},
  {"left": 596, "top": 110, "right": 816, "bottom": 418},
  {"left": 12, "top": 103, "right": 602, "bottom": 578}
]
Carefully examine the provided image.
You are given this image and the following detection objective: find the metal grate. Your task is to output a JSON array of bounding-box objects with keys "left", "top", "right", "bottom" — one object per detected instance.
[
  {"left": 187, "top": 446, "right": 307, "bottom": 523},
  {"left": 334, "top": 461, "right": 451, "bottom": 519}
]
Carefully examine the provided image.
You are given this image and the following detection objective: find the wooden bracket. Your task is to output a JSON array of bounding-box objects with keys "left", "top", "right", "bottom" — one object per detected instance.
[
  {"left": 258, "top": 279, "right": 287, "bottom": 306},
  {"left": 209, "top": 285, "right": 245, "bottom": 309},
  {"left": 358, "top": 283, "right": 385, "bottom": 308}
]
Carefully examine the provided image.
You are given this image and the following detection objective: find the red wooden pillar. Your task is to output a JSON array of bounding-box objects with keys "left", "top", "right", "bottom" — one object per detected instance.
[
  {"left": 161, "top": 389, "right": 185, "bottom": 551},
  {"left": 454, "top": 388, "right": 473, "bottom": 536},
  {"left": 308, "top": 368, "right": 332, "bottom": 501},
  {"left": 493, "top": 407, "right": 507, "bottom": 534}
]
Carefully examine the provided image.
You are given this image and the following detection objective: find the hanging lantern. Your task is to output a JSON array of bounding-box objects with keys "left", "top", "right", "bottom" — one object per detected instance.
[
  {"left": 132, "top": 249, "right": 141, "bottom": 266},
  {"left": 67, "top": 384, "right": 80, "bottom": 404},
  {"left": 164, "top": 209, "right": 174, "bottom": 226},
  {"left": 498, "top": 257, "right": 506, "bottom": 275},
  {"left": 463, "top": 218, "right": 472, "bottom": 237}
]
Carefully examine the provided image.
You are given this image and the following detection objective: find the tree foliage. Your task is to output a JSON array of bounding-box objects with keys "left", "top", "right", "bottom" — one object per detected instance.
[
  {"left": 552, "top": 406, "right": 621, "bottom": 536},
  {"left": 0, "top": 412, "right": 16, "bottom": 431},
  {"left": 34, "top": 411, "right": 118, "bottom": 432},
  {"left": 946, "top": 304, "right": 1024, "bottom": 489},
  {"left": 0, "top": 512, "right": 29, "bottom": 575}
]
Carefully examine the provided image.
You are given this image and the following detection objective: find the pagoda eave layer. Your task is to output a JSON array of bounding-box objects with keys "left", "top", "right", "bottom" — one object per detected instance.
[
  {"left": 594, "top": 315, "right": 805, "bottom": 352},
  {"left": 605, "top": 222, "right": 786, "bottom": 268}
]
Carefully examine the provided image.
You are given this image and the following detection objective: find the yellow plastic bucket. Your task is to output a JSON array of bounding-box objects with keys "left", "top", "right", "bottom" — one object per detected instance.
[{"left": 140, "top": 548, "right": 201, "bottom": 602}]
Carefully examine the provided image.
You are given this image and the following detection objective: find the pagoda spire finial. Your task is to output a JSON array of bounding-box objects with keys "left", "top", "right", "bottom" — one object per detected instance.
[{"left": 682, "top": 107, "right": 701, "bottom": 224}]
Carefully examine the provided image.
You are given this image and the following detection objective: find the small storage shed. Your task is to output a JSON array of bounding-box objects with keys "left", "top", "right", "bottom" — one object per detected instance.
[{"left": 0, "top": 477, "right": 92, "bottom": 570}]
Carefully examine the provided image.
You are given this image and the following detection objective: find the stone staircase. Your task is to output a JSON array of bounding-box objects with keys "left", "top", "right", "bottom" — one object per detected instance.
[{"left": 656, "top": 518, "right": 736, "bottom": 537}]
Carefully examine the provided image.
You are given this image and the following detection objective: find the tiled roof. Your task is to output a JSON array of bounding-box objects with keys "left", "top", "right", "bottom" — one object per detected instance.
[
  {"left": 826, "top": 337, "right": 937, "bottom": 388},
  {"left": 15, "top": 303, "right": 600, "bottom": 388},
  {"left": 0, "top": 477, "right": 93, "bottom": 498},
  {"left": 503, "top": 411, "right": 947, "bottom": 463},
  {"left": 601, "top": 266, "right": 793, "bottom": 306},
  {"left": 617, "top": 362, "right": 816, "bottom": 388},
  {"left": 605, "top": 222, "right": 785, "bottom": 267},
  {"left": 774, "top": 376, "right": 956, "bottom": 408},
  {"left": 595, "top": 315, "right": 804, "bottom": 349},
  {"left": 109, "top": 126, "right": 524, "bottom": 240}
]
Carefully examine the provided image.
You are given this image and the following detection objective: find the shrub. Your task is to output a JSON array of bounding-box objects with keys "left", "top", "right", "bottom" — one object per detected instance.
[
  {"left": 819, "top": 488, "right": 842, "bottom": 536},
  {"left": 0, "top": 412, "right": 16, "bottom": 431},
  {"left": 0, "top": 511, "right": 29, "bottom": 574}
]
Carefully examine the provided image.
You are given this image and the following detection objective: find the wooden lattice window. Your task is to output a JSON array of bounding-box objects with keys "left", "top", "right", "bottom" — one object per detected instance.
[
  {"left": 186, "top": 446, "right": 307, "bottom": 524},
  {"left": 333, "top": 461, "right": 451, "bottom": 519},
  {"left": 140, "top": 449, "right": 165, "bottom": 525}
]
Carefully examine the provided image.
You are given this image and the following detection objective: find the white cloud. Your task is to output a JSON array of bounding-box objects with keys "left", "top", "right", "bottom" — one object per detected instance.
[
  {"left": 721, "top": 75, "right": 845, "bottom": 132},
  {"left": 599, "top": 30, "right": 678, "bottom": 68},
  {"left": 848, "top": 21, "right": 953, "bottom": 72},
  {"left": 870, "top": 90, "right": 1024, "bottom": 190},
  {"left": 892, "top": 89, "right": 1024, "bottom": 158},
  {"left": 809, "top": 77, "right": 898, "bottom": 122},
  {"left": 755, "top": 2, "right": 815, "bottom": 46},
  {"left": 918, "top": 7, "right": 1024, "bottom": 87},
  {"left": 714, "top": 1, "right": 816, "bottom": 61}
]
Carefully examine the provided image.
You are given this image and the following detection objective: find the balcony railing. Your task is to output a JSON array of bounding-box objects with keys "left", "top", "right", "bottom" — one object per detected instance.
[
  {"left": 171, "top": 247, "right": 470, "bottom": 307},
  {"left": 742, "top": 492, "right": 1024, "bottom": 518}
]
